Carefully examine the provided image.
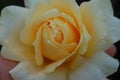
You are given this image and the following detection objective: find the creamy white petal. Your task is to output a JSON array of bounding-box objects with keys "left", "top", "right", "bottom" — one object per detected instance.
[
  {"left": 0, "top": 6, "right": 34, "bottom": 61},
  {"left": 25, "top": 0, "right": 49, "bottom": 8},
  {"left": 69, "top": 52, "right": 119, "bottom": 80},
  {"left": 25, "top": 0, "right": 40, "bottom": 8},
  {"left": 91, "top": 0, "right": 113, "bottom": 15},
  {"left": 80, "top": 2, "right": 112, "bottom": 57},
  {"left": 69, "top": 58, "right": 106, "bottom": 80},
  {"left": 88, "top": 51, "right": 119, "bottom": 76},
  {"left": 105, "top": 14, "right": 120, "bottom": 43},
  {"left": 0, "top": 6, "right": 28, "bottom": 40},
  {"left": 1, "top": 41, "right": 34, "bottom": 61},
  {"left": 10, "top": 61, "right": 67, "bottom": 80}
]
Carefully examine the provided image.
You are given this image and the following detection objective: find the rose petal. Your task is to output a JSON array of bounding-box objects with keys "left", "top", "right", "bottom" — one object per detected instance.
[
  {"left": 50, "top": 0, "right": 81, "bottom": 29},
  {"left": 33, "top": 27, "right": 44, "bottom": 66},
  {"left": 10, "top": 61, "right": 67, "bottom": 80},
  {"left": 88, "top": 51, "right": 119, "bottom": 76},
  {"left": 50, "top": 0, "right": 91, "bottom": 56},
  {"left": 20, "top": 8, "right": 60, "bottom": 45},
  {"left": 43, "top": 25, "right": 69, "bottom": 61},
  {"left": 61, "top": 21, "right": 80, "bottom": 44},
  {"left": 69, "top": 62, "right": 106, "bottom": 80},
  {"left": 77, "top": 24, "right": 91, "bottom": 55},
  {"left": 91, "top": 0, "right": 113, "bottom": 15},
  {"left": 43, "top": 33, "right": 90, "bottom": 73},
  {"left": 69, "top": 51, "right": 119, "bottom": 80},
  {"left": 105, "top": 14, "right": 120, "bottom": 43},
  {"left": 0, "top": 6, "right": 28, "bottom": 41},
  {"left": 80, "top": 2, "right": 111, "bottom": 57},
  {"left": 1, "top": 42, "right": 34, "bottom": 61},
  {"left": 58, "top": 43, "right": 78, "bottom": 53},
  {"left": 25, "top": 0, "right": 40, "bottom": 8},
  {"left": 0, "top": 6, "right": 34, "bottom": 61},
  {"left": 50, "top": 0, "right": 79, "bottom": 17}
]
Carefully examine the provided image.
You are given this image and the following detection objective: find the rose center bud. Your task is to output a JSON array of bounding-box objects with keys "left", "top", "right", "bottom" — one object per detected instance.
[
  {"left": 47, "top": 21, "right": 64, "bottom": 43},
  {"left": 42, "top": 17, "right": 80, "bottom": 61}
]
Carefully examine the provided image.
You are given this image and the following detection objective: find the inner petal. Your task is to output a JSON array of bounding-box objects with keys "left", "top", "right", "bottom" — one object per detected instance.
[
  {"left": 47, "top": 20, "right": 64, "bottom": 43},
  {"left": 54, "top": 28, "right": 63, "bottom": 43},
  {"left": 41, "top": 17, "right": 80, "bottom": 61}
]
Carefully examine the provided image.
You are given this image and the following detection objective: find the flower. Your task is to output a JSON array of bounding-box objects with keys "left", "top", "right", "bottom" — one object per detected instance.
[{"left": 0, "top": 0, "right": 120, "bottom": 80}]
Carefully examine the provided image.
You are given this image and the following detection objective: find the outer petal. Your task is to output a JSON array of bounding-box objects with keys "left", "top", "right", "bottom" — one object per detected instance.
[
  {"left": 88, "top": 51, "right": 119, "bottom": 76},
  {"left": 25, "top": 0, "right": 40, "bottom": 8},
  {"left": 80, "top": 2, "right": 112, "bottom": 57},
  {"left": 10, "top": 61, "right": 67, "bottom": 80},
  {"left": 24, "top": 0, "right": 49, "bottom": 8},
  {"left": 92, "top": 0, "right": 120, "bottom": 42},
  {"left": 50, "top": 0, "right": 79, "bottom": 13},
  {"left": 69, "top": 62, "right": 105, "bottom": 80},
  {"left": 0, "top": 6, "right": 34, "bottom": 61},
  {"left": 105, "top": 14, "right": 120, "bottom": 42},
  {"left": 69, "top": 52, "right": 119, "bottom": 80},
  {"left": 91, "top": 0, "right": 113, "bottom": 15}
]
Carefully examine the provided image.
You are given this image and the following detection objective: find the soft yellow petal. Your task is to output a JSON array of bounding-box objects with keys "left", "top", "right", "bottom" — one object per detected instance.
[
  {"left": 50, "top": 0, "right": 79, "bottom": 18},
  {"left": 80, "top": 2, "right": 111, "bottom": 57},
  {"left": 59, "top": 13, "right": 77, "bottom": 29},
  {"left": 21, "top": 0, "right": 82, "bottom": 46},
  {"left": 44, "top": 59, "right": 67, "bottom": 72},
  {"left": 50, "top": 0, "right": 91, "bottom": 56},
  {"left": 0, "top": 6, "right": 34, "bottom": 61},
  {"left": 91, "top": 0, "right": 113, "bottom": 15},
  {"left": 50, "top": 0, "right": 82, "bottom": 30},
  {"left": 20, "top": 8, "right": 60, "bottom": 45},
  {"left": 77, "top": 24, "right": 91, "bottom": 55},
  {"left": 58, "top": 43, "right": 78, "bottom": 53},
  {"left": 10, "top": 61, "right": 67, "bottom": 80},
  {"left": 43, "top": 40, "right": 83, "bottom": 73},
  {"left": 33, "top": 27, "right": 44, "bottom": 65},
  {"left": 62, "top": 21, "right": 80, "bottom": 44},
  {"left": 43, "top": 26, "right": 69, "bottom": 61}
]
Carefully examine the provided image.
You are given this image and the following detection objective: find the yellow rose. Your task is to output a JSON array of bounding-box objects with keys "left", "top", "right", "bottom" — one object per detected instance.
[{"left": 0, "top": 0, "right": 120, "bottom": 80}]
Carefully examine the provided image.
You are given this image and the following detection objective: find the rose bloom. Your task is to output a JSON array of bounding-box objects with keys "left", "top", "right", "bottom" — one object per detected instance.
[{"left": 0, "top": 0, "right": 120, "bottom": 80}]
